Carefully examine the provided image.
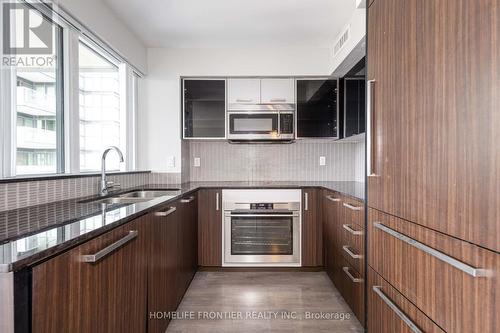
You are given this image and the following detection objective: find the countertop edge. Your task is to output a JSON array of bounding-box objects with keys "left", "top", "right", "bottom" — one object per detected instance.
[{"left": 3, "top": 183, "right": 364, "bottom": 272}]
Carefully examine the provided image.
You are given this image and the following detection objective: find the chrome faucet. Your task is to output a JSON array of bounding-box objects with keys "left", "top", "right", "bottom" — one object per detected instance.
[{"left": 100, "top": 146, "right": 124, "bottom": 196}]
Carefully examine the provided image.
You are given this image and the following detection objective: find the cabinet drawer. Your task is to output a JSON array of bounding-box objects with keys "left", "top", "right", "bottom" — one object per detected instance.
[
  {"left": 342, "top": 196, "right": 364, "bottom": 229},
  {"left": 368, "top": 267, "right": 445, "bottom": 333},
  {"left": 368, "top": 208, "right": 499, "bottom": 333},
  {"left": 341, "top": 221, "right": 364, "bottom": 276},
  {"left": 336, "top": 252, "right": 365, "bottom": 326}
]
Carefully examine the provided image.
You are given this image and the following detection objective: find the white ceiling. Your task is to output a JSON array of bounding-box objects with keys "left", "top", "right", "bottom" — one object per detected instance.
[{"left": 103, "top": 0, "right": 356, "bottom": 48}]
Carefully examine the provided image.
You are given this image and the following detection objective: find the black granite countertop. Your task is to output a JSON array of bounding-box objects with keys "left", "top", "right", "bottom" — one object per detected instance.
[{"left": 0, "top": 181, "right": 364, "bottom": 272}]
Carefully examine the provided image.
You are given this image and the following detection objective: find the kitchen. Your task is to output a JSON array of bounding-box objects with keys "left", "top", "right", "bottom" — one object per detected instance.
[{"left": 0, "top": 0, "right": 498, "bottom": 333}]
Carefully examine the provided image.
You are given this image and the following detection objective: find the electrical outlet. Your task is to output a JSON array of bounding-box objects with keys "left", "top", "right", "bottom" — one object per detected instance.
[
  {"left": 194, "top": 157, "right": 201, "bottom": 167},
  {"left": 167, "top": 156, "right": 176, "bottom": 168},
  {"left": 319, "top": 156, "right": 326, "bottom": 166}
]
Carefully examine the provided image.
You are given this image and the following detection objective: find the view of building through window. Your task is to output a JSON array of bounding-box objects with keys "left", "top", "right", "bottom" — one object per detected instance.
[
  {"left": 79, "top": 42, "right": 125, "bottom": 171},
  {"left": 15, "top": 26, "right": 61, "bottom": 175}
]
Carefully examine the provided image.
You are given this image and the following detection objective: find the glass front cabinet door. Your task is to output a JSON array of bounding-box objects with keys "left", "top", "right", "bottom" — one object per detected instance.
[
  {"left": 296, "top": 79, "right": 339, "bottom": 139},
  {"left": 183, "top": 79, "right": 226, "bottom": 139}
]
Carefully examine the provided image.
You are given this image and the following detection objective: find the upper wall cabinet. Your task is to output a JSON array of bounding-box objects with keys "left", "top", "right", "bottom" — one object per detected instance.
[
  {"left": 228, "top": 78, "right": 295, "bottom": 104},
  {"left": 228, "top": 79, "right": 261, "bottom": 104},
  {"left": 343, "top": 78, "right": 366, "bottom": 138},
  {"left": 183, "top": 79, "right": 226, "bottom": 139},
  {"left": 261, "top": 79, "right": 295, "bottom": 104},
  {"left": 296, "top": 79, "right": 339, "bottom": 139}
]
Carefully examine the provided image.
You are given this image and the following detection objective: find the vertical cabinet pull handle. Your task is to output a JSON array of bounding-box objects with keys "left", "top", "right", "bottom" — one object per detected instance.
[
  {"left": 216, "top": 192, "right": 220, "bottom": 211},
  {"left": 82, "top": 230, "right": 138, "bottom": 263},
  {"left": 304, "top": 192, "right": 309, "bottom": 211},
  {"left": 367, "top": 79, "right": 379, "bottom": 177},
  {"left": 374, "top": 222, "right": 488, "bottom": 277},
  {"left": 342, "top": 267, "right": 363, "bottom": 283},
  {"left": 154, "top": 206, "right": 177, "bottom": 217},
  {"left": 372, "top": 286, "right": 423, "bottom": 333}
]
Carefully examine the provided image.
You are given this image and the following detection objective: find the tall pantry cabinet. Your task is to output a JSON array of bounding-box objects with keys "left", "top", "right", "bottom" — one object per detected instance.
[{"left": 366, "top": 0, "right": 499, "bottom": 332}]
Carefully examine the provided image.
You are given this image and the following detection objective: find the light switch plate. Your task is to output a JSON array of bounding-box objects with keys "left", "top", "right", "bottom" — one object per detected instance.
[
  {"left": 319, "top": 156, "right": 326, "bottom": 166},
  {"left": 194, "top": 157, "right": 201, "bottom": 167}
]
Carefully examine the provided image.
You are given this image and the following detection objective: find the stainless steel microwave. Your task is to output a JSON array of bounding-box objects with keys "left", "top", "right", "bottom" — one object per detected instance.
[{"left": 227, "top": 104, "right": 295, "bottom": 141}]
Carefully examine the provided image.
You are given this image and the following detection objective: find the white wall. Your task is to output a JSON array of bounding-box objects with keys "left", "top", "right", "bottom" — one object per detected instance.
[
  {"left": 56, "top": 0, "right": 147, "bottom": 73},
  {"left": 138, "top": 47, "right": 334, "bottom": 173}
]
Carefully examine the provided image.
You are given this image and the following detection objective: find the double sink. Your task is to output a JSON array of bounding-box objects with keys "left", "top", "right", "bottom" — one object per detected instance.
[{"left": 81, "top": 190, "right": 179, "bottom": 205}]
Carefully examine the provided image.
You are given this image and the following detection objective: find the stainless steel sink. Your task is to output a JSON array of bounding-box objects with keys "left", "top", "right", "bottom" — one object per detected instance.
[
  {"left": 79, "top": 189, "right": 179, "bottom": 205},
  {"left": 118, "top": 190, "right": 176, "bottom": 199}
]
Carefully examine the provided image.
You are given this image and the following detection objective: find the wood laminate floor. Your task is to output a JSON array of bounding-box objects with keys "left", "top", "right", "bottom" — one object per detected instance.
[{"left": 166, "top": 271, "right": 364, "bottom": 333}]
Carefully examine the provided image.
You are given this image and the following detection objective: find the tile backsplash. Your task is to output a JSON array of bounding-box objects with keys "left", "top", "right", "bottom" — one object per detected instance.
[
  {"left": 188, "top": 141, "right": 365, "bottom": 182},
  {"left": 0, "top": 172, "right": 180, "bottom": 211}
]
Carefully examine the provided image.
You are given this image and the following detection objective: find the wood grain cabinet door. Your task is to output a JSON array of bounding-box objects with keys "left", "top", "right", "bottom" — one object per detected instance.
[
  {"left": 32, "top": 216, "right": 149, "bottom": 333},
  {"left": 176, "top": 194, "right": 198, "bottom": 303},
  {"left": 368, "top": 267, "right": 445, "bottom": 333},
  {"left": 368, "top": 0, "right": 500, "bottom": 251},
  {"left": 302, "top": 188, "right": 323, "bottom": 267},
  {"left": 368, "top": 208, "right": 499, "bottom": 333},
  {"left": 148, "top": 203, "right": 180, "bottom": 333},
  {"left": 323, "top": 190, "right": 339, "bottom": 279},
  {"left": 198, "top": 189, "right": 222, "bottom": 266}
]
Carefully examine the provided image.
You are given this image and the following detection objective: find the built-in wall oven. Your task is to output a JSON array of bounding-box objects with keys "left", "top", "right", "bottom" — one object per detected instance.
[
  {"left": 227, "top": 104, "right": 295, "bottom": 141},
  {"left": 222, "top": 189, "right": 301, "bottom": 266}
]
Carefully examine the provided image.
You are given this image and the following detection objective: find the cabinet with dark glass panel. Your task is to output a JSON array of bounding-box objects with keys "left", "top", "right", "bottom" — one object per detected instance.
[
  {"left": 343, "top": 78, "right": 366, "bottom": 138},
  {"left": 296, "top": 78, "right": 339, "bottom": 139},
  {"left": 183, "top": 79, "right": 226, "bottom": 139}
]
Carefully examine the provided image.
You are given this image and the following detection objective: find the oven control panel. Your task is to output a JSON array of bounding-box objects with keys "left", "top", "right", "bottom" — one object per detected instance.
[{"left": 250, "top": 203, "right": 274, "bottom": 210}]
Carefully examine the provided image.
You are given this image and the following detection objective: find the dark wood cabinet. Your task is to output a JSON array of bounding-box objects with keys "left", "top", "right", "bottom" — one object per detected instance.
[
  {"left": 368, "top": 208, "right": 499, "bottom": 333},
  {"left": 302, "top": 188, "right": 323, "bottom": 266},
  {"left": 148, "top": 194, "right": 198, "bottom": 333},
  {"left": 323, "top": 190, "right": 343, "bottom": 278},
  {"left": 183, "top": 79, "right": 226, "bottom": 139},
  {"left": 32, "top": 215, "right": 149, "bottom": 333},
  {"left": 296, "top": 79, "right": 339, "bottom": 139},
  {"left": 148, "top": 203, "right": 180, "bottom": 333},
  {"left": 368, "top": 0, "right": 499, "bottom": 252},
  {"left": 368, "top": 267, "right": 445, "bottom": 333},
  {"left": 198, "top": 189, "right": 222, "bottom": 266}
]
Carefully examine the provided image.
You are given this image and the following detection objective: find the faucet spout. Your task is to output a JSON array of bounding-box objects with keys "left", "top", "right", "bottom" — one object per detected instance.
[{"left": 100, "top": 146, "right": 125, "bottom": 196}]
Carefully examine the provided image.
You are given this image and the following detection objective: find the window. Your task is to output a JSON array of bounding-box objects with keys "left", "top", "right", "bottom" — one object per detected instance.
[
  {"left": 78, "top": 42, "right": 125, "bottom": 172},
  {"left": 13, "top": 11, "right": 63, "bottom": 175},
  {"left": 0, "top": 5, "right": 139, "bottom": 179}
]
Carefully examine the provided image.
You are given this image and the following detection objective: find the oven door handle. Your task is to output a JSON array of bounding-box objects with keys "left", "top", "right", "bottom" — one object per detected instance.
[{"left": 229, "top": 213, "right": 298, "bottom": 217}]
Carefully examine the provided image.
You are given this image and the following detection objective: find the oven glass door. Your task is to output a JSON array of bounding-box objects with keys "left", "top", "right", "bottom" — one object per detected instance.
[
  {"left": 230, "top": 214, "right": 293, "bottom": 255},
  {"left": 229, "top": 113, "right": 278, "bottom": 136}
]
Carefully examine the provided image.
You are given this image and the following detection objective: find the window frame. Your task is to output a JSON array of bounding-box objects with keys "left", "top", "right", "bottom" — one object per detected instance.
[{"left": 0, "top": 3, "right": 140, "bottom": 179}]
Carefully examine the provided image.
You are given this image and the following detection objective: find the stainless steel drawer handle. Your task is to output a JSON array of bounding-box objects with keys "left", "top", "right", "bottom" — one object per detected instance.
[
  {"left": 180, "top": 196, "right": 195, "bottom": 203},
  {"left": 229, "top": 214, "right": 297, "bottom": 218},
  {"left": 372, "top": 286, "right": 423, "bottom": 333},
  {"left": 270, "top": 98, "right": 286, "bottom": 102},
  {"left": 236, "top": 98, "right": 253, "bottom": 102},
  {"left": 343, "top": 245, "right": 363, "bottom": 259},
  {"left": 342, "top": 267, "right": 363, "bottom": 283},
  {"left": 343, "top": 224, "right": 363, "bottom": 235},
  {"left": 154, "top": 206, "right": 177, "bottom": 217},
  {"left": 82, "top": 230, "right": 138, "bottom": 263},
  {"left": 343, "top": 203, "right": 362, "bottom": 211},
  {"left": 326, "top": 195, "right": 341, "bottom": 202},
  {"left": 374, "top": 222, "right": 488, "bottom": 278}
]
